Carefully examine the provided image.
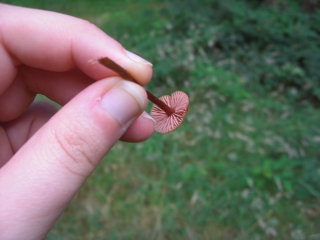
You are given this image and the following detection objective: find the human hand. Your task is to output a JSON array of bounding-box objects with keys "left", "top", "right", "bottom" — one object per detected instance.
[{"left": 0, "top": 4, "right": 155, "bottom": 239}]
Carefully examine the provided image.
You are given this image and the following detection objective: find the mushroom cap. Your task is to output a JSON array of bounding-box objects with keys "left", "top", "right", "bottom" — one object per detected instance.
[{"left": 150, "top": 91, "right": 189, "bottom": 134}]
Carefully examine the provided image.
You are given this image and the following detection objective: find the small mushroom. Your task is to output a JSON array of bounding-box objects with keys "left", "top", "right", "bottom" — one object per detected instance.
[
  {"left": 150, "top": 91, "right": 189, "bottom": 134},
  {"left": 98, "top": 57, "right": 189, "bottom": 134}
]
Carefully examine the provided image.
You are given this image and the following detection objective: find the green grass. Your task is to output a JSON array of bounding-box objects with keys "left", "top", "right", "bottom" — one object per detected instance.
[{"left": 5, "top": 0, "right": 320, "bottom": 239}]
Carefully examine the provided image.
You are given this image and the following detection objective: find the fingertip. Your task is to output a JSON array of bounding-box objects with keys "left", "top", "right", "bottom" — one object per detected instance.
[
  {"left": 72, "top": 28, "right": 153, "bottom": 85},
  {"left": 28, "top": 100, "right": 58, "bottom": 116},
  {"left": 122, "top": 50, "right": 153, "bottom": 86},
  {"left": 2, "top": 101, "right": 58, "bottom": 155},
  {"left": 120, "top": 111, "right": 155, "bottom": 142},
  {"left": 125, "top": 50, "right": 153, "bottom": 66}
]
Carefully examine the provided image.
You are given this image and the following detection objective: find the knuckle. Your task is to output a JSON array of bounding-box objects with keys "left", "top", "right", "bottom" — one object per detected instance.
[
  {"left": 76, "top": 19, "right": 99, "bottom": 34},
  {"left": 79, "top": 19, "right": 93, "bottom": 28},
  {"left": 29, "top": 101, "right": 57, "bottom": 115},
  {"left": 51, "top": 120, "right": 98, "bottom": 177}
]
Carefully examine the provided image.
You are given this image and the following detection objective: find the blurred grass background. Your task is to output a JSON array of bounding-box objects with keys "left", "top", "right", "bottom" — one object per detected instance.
[{"left": 3, "top": 0, "right": 320, "bottom": 239}]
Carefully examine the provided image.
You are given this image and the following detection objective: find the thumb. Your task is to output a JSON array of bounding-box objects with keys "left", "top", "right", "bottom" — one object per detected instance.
[{"left": 0, "top": 77, "right": 147, "bottom": 239}]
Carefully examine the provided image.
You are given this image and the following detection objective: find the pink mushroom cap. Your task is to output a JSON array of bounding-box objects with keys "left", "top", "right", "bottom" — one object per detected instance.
[{"left": 150, "top": 91, "right": 189, "bottom": 134}]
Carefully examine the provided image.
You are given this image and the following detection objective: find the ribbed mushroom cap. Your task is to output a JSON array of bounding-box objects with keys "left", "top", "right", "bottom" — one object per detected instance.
[{"left": 150, "top": 91, "right": 189, "bottom": 134}]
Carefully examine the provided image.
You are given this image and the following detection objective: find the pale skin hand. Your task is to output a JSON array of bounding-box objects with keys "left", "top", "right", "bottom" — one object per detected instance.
[{"left": 0, "top": 4, "right": 155, "bottom": 239}]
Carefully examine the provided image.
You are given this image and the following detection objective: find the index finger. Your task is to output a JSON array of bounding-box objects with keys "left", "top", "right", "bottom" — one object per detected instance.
[{"left": 0, "top": 4, "right": 153, "bottom": 90}]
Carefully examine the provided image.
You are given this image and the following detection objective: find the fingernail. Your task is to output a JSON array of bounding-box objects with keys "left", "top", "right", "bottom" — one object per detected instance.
[
  {"left": 141, "top": 111, "right": 156, "bottom": 126},
  {"left": 100, "top": 80, "right": 146, "bottom": 127},
  {"left": 125, "top": 50, "right": 153, "bottom": 66}
]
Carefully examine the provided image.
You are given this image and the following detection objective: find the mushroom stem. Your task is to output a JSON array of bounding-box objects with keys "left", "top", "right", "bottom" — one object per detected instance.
[
  {"left": 98, "top": 57, "right": 175, "bottom": 116},
  {"left": 146, "top": 90, "right": 174, "bottom": 116}
]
